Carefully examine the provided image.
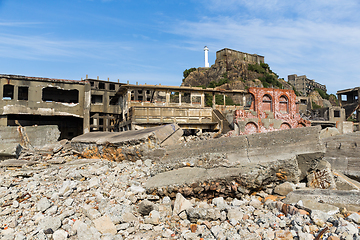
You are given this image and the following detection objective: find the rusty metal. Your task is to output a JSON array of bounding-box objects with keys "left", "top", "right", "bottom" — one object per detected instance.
[
  {"left": 314, "top": 226, "right": 328, "bottom": 240},
  {"left": 16, "top": 193, "right": 31, "bottom": 203}
]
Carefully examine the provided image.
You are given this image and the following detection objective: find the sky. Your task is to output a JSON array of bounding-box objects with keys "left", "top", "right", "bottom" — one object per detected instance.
[{"left": 0, "top": 0, "right": 360, "bottom": 94}]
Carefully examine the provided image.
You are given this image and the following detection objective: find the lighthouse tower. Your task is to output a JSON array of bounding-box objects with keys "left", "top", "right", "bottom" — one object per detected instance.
[{"left": 204, "top": 46, "right": 209, "bottom": 68}]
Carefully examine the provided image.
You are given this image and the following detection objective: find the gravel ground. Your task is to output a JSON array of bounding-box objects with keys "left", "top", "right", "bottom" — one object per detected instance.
[{"left": 0, "top": 157, "right": 359, "bottom": 240}]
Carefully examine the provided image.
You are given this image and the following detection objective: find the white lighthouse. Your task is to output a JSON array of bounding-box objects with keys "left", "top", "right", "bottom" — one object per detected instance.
[{"left": 204, "top": 46, "right": 209, "bottom": 68}]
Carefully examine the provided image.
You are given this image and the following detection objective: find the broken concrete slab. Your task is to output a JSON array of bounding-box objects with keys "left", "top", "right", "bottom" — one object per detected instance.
[
  {"left": 71, "top": 123, "right": 183, "bottom": 161},
  {"left": 0, "top": 159, "right": 37, "bottom": 167},
  {"left": 149, "top": 126, "right": 324, "bottom": 174},
  {"left": 322, "top": 132, "right": 360, "bottom": 181},
  {"left": 145, "top": 157, "right": 301, "bottom": 198},
  {"left": 283, "top": 189, "right": 360, "bottom": 212},
  {"left": 0, "top": 125, "right": 60, "bottom": 159},
  {"left": 145, "top": 126, "right": 326, "bottom": 197}
]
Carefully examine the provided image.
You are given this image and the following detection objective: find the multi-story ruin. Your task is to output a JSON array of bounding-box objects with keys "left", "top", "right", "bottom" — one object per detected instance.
[
  {"left": 288, "top": 74, "right": 327, "bottom": 96},
  {"left": 1, "top": 74, "right": 313, "bottom": 139},
  {"left": 337, "top": 87, "right": 360, "bottom": 123},
  {"left": 0, "top": 74, "right": 123, "bottom": 139}
]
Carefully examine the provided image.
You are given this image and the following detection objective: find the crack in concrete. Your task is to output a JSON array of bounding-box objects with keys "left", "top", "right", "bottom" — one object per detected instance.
[{"left": 245, "top": 135, "right": 251, "bottom": 163}]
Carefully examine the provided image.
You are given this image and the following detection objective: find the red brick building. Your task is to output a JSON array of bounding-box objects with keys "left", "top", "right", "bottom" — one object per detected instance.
[{"left": 234, "top": 87, "right": 310, "bottom": 135}]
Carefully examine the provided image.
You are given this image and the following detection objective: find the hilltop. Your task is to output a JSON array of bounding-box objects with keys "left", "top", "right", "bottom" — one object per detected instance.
[{"left": 181, "top": 50, "right": 292, "bottom": 91}]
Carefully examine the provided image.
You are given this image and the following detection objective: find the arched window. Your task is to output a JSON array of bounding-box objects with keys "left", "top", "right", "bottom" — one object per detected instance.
[
  {"left": 262, "top": 94, "right": 272, "bottom": 111},
  {"left": 279, "top": 95, "right": 288, "bottom": 113}
]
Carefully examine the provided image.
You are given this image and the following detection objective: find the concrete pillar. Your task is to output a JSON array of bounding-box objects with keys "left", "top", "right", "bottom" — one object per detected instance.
[
  {"left": 223, "top": 94, "right": 226, "bottom": 106},
  {"left": 212, "top": 94, "right": 215, "bottom": 109},
  {"left": 201, "top": 93, "right": 205, "bottom": 107},
  {"left": 83, "top": 83, "right": 91, "bottom": 134}
]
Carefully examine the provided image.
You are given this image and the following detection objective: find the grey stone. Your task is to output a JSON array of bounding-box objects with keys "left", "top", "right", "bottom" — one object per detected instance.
[
  {"left": 173, "top": 193, "right": 192, "bottom": 216},
  {"left": 36, "top": 197, "right": 52, "bottom": 212},
  {"left": 347, "top": 212, "right": 360, "bottom": 224},
  {"left": 274, "top": 182, "right": 295, "bottom": 196},
  {"left": 52, "top": 229, "right": 68, "bottom": 240},
  {"left": 137, "top": 199, "right": 154, "bottom": 216},
  {"left": 38, "top": 216, "right": 61, "bottom": 232}
]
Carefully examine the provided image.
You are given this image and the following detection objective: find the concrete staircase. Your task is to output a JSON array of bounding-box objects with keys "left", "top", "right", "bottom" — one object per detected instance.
[{"left": 212, "top": 109, "right": 233, "bottom": 134}]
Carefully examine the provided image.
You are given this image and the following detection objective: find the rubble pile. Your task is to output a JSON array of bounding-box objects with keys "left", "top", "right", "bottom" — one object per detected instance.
[{"left": 0, "top": 158, "right": 359, "bottom": 240}]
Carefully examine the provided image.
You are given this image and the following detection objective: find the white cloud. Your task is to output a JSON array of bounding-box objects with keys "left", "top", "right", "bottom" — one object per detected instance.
[{"left": 165, "top": 2, "right": 360, "bottom": 93}]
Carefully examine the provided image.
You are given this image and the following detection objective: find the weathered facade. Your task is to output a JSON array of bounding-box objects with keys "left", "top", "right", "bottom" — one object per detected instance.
[
  {"left": 233, "top": 87, "right": 311, "bottom": 134},
  {"left": 0, "top": 74, "right": 312, "bottom": 138},
  {"left": 216, "top": 48, "right": 265, "bottom": 64},
  {"left": 0, "top": 75, "right": 123, "bottom": 139},
  {"left": 288, "top": 74, "right": 327, "bottom": 96},
  {"left": 337, "top": 87, "right": 360, "bottom": 122},
  {"left": 114, "top": 84, "right": 247, "bottom": 132}
]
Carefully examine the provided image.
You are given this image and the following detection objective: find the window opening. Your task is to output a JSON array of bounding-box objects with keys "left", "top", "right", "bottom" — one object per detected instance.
[
  {"left": 99, "top": 82, "right": 105, "bottom": 89},
  {"left": 334, "top": 110, "right": 340, "bottom": 118},
  {"left": 170, "top": 92, "right": 179, "bottom": 103},
  {"left": 42, "top": 87, "right": 79, "bottom": 103},
  {"left": 182, "top": 92, "right": 191, "bottom": 103},
  {"left": 91, "top": 95, "right": 103, "bottom": 104},
  {"left": 18, "top": 86, "right": 29, "bottom": 101},
  {"left": 109, "top": 84, "right": 115, "bottom": 90},
  {"left": 3, "top": 85, "right": 14, "bottom": 100},
  {"left": 279, "top": 95, "right": 288, "bottom": 113},
  {"left": 262, "top": 94, "right": 272, "bottom": 111}
]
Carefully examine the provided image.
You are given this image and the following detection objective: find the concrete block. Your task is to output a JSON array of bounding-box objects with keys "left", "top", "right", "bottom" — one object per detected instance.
[
  {"left": 284, "top": 189, "right": 360, "bottom": 212},
  {"left": 71, "top": 123, "right": 183, "bottom": 161},
  {"left": 0, "top": 125, "right": 60, "bottom": 159}
]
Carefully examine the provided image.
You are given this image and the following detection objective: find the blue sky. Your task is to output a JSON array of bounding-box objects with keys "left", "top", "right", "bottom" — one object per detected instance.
[{"left": 0, "top": 0, "right": 360, "bottom": 94}]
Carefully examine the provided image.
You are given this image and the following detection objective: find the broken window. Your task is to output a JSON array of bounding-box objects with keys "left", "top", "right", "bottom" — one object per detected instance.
[
  {"left": 42, "top": 87, "right": 79, "bottom": 103},
  {"left": 262, "top": 94, "right": 272, "bottom": 111},
  {"left": 154, "top": 91, "right": 166, "bottom": 103},
  {"left": 109, "top": 96, "right": 118, "bottom": 105},
  {"left": 3, "top": 84, "right": 14, "bottom": 100},
  {"left": 146, "top": 90, "right": 151, "bottom": 94},
  {"left": 137, "top": 95, "right": 143, "bottom": 101},
  {"left": 191, "top": 95, "right": 201, "bottom": 104},
  {"left": 91, "top": 95, "right": 103, "bottom": 104},
  {"left": 109, "top": 84, "right": 115, "bottom": 91},
  {"left": 279, "top": 95, "right": 288, "bottom": 113},
  {"left": 99, "top": 82, "right": 105, "bottom": 89},
  {"left": 138, "top": 90, "right": 142, "bottom": 94},
  {"left": 18, "top": 86, "right": 29, "bottom": 101},
  {"left": 341, "top": 95, "right": 347, "bottom": 101},
  {"left": 181, "top": 92, "right": 191, "bottom": 104},
  {"left": 334, "top": 110, "right": 340, "bottom": 118},
  {"left": 90, "top": 81, "right": 95, "bottom": 87},
  {"left": 170, "top": 92, "right": 179, "bottom": 103}
]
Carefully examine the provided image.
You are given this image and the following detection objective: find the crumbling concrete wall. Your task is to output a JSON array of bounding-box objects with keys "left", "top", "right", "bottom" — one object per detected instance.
[
  {"left": 322, "top": 132, "right": 360, "bottom": 180},
  {"left": 0, "top": 125, "right": 60, "bottom": 159}
]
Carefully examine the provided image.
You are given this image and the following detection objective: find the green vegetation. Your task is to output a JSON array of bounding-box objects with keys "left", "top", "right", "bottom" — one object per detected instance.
[
  {"left": 208, "top": 72, "right": 229, "bottom": 88},
  {"left": 247, "top": 62, "right": 282, "bottom": 89},
  {"left": 204, "top": 93, "right": 236, "bottom": 107},
  {"left": 292, "top": 86, "right": 300, "bottom": 96},
  {"left": 314, "top": 88, "right": 330, "bottom": 100},
  {"left": 312, "top": 101, "right": 322, "bottom": 109},
  {"left": 182, "top": 68, "right": 197, "bottom": 82}
]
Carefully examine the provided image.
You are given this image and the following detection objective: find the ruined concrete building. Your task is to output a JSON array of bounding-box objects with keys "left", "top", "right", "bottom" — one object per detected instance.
[
  {"left": 0, "top": 74, "right": 123, "bottom": 139},
  {"left": 0, "top": 74, "right": 311, "bottom": 139},
  {"left": 337, "top": 87, "right": 360, "bottom": 127},
  {"left": 288, "top": 74, "right": 327, "bottom": 96},
  {"left": 216, "top": 48, "right": 265, "bottom": 64}
]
